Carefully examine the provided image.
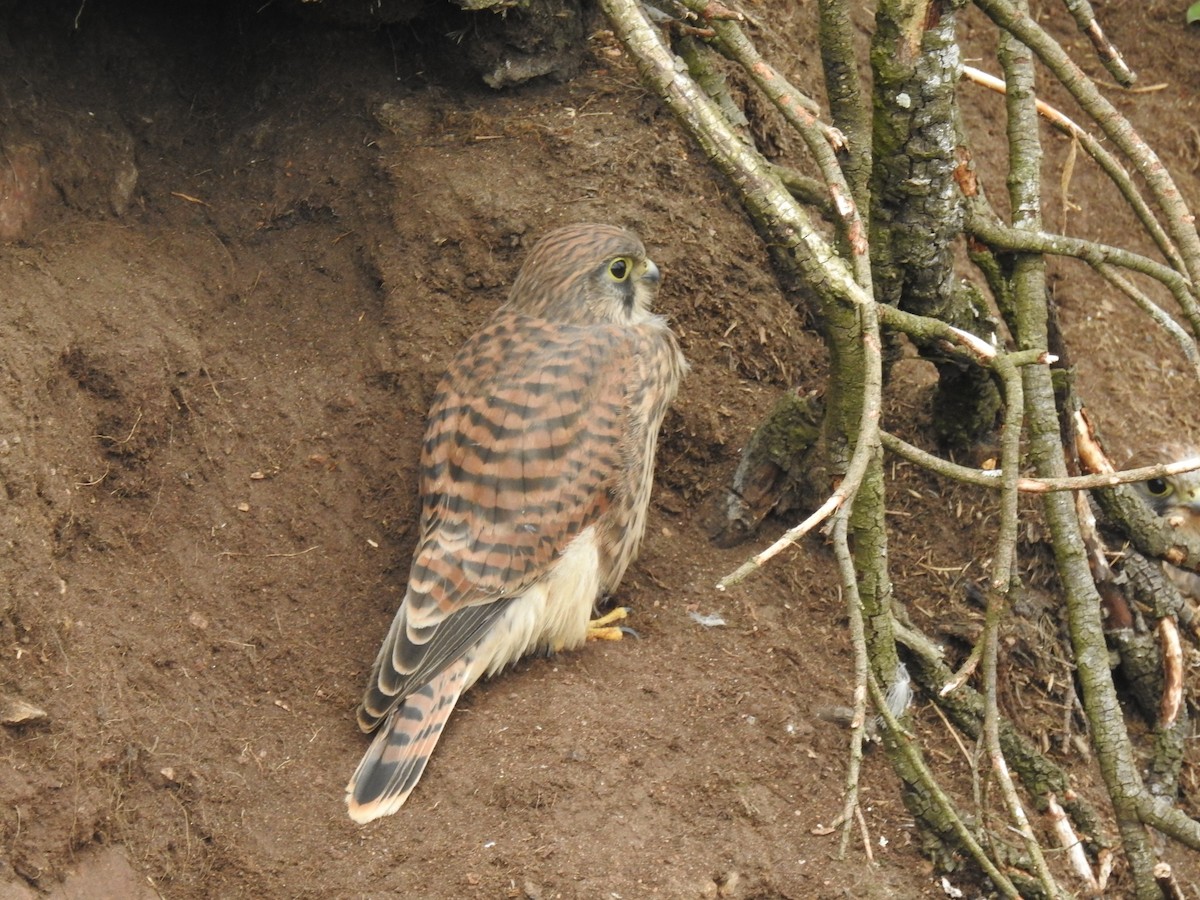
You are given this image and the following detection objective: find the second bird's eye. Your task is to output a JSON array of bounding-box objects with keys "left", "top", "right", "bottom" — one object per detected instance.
[
  {"left": 608, "top": 257, "right": 630, "bottom": 281},
  {"left": 1146, "top": 477, "right": 1171, "bottom": 496}
]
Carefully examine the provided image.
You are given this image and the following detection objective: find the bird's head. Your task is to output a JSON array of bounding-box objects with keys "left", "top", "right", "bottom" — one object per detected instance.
[
  {"left": 1130, "top": 445, "right": 1200, "bottom": 530},
  {"left": 503, "top": 223, "right": 662, "bottom": 326},
  {"left": 1136, "top": 472, "right": 1200, "bottom": 515}
]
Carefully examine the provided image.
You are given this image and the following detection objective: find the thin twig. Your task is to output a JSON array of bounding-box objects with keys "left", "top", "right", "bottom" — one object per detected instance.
[
  {"left": 1094, "top": 263, "right": 1200, "bottom": 378},
  {"left": 717, "top": 491, "right": 841, "bottom": 590},
  {"left": 928, "top": 699, "right": 974, "bottom": 767},
  {"left": 880, "top": 430, "right": 1200, "bottom": 493},
  {"left": 1046, "top": 792, "right": 1100, "bottom": 892},
  {"left": 95, "top": 409, "right": 144, "bottom": 445},
  {"left": 832, "top": 512, "right": 869, "bottom": 860},
  {"left": 854, "top": 802, "right": 874, "bottom": 864},
  {"left": 1059, "top": 0, "right": 1135, "bottom": 86},
  {"left": 264, "top": 546, "right": 320, "bottom": 559}
]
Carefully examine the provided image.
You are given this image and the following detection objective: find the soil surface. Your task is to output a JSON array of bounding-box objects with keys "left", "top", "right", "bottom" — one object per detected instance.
[{"left": 1, "top": 1, "right": 1199, "bottom": 897}]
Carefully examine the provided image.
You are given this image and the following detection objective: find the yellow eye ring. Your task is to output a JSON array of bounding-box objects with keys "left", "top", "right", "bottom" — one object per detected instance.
[
  {"left": 608, "top": 257, "right": 632, "bottom": 281},
  {"left": 1146, "top": 477, "right": 1172, "bottom": 497}
]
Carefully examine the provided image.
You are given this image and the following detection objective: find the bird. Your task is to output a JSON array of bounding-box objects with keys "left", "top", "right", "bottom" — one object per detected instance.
[
  {"left": 1129, "top": 444, "right": 1200, "bottom": 601},
  {"left": 345, "top": 223, "right": 688, "bottom": 823}
]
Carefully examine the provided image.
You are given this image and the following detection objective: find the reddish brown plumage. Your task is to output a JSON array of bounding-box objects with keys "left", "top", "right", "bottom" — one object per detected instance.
[{"left": 346, "top": 224, "right": 686, "bottom": 822}]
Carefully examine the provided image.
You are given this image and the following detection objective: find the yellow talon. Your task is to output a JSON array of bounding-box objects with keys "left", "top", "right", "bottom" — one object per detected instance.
[{"left": 587, "top": 606, "right": 630, "bottom": 641}]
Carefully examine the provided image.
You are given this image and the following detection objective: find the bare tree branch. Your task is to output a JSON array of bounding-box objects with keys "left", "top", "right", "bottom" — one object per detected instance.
[
  {"left": 961, "top": 64, "right": 1184, "bottom": 273},
  {"left": 604, "top": 0, "right": 1200, "bottom": 889},
  {"left": 974, "top": 0, "right": 1200, "bottom": 288}
]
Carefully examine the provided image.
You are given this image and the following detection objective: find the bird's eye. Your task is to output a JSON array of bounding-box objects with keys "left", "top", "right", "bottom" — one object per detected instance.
[
  {"left": 608, "top": 257, "right": 631, "bottom": 281},
  {"left": 1146, "top": 478, "right": 1172, "bottom": 497}
]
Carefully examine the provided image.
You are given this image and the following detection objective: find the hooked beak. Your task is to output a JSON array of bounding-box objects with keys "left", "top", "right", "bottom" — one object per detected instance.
[{"left": 641, "top": 258, "right": 661, "bottom": 285}]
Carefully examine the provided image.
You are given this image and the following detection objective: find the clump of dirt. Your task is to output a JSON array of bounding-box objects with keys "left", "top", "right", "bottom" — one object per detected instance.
[{"left": 1, "top": 0, "right": 1198, "bottom": 897}]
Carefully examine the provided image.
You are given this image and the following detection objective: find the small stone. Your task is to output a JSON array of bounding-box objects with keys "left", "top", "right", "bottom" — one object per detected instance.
[{"left": 0, "top": 694, "right": 48, "bottom": 726}]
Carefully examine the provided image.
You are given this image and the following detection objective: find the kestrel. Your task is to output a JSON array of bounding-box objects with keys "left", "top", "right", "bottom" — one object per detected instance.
[
  {"left": 346, "top": 223, "right": 687, "bottom": 823},
  {"left": 1130, "top": 445, "right": 1200, "bottom": 601}
]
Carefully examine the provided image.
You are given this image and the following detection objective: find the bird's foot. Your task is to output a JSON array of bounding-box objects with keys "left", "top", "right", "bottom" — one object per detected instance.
[{"left": 587, "top": 606, "right": 635, "bottom": 641}]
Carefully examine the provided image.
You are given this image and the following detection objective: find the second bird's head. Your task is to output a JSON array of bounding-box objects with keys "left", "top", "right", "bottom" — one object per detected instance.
[
  {"left": 1134, "top": 470, "right": 1200, "bottom": 519},
  {"left": 504, "top": 223, "right": 661, "bottom": 326},
  {"left": 1129, "top": 445, "right": 1200, "bottom": 531}
]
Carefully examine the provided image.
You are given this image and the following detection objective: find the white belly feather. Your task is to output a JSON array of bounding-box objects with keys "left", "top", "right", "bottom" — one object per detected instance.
[{"left": 466, "top": 525, "right": 602, "bottom": 687}]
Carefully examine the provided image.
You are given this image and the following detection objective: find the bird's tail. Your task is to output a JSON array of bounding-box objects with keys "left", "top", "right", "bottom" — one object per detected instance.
[{"left": 345, "top": 653, "right": 470, "bottom": 823}]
